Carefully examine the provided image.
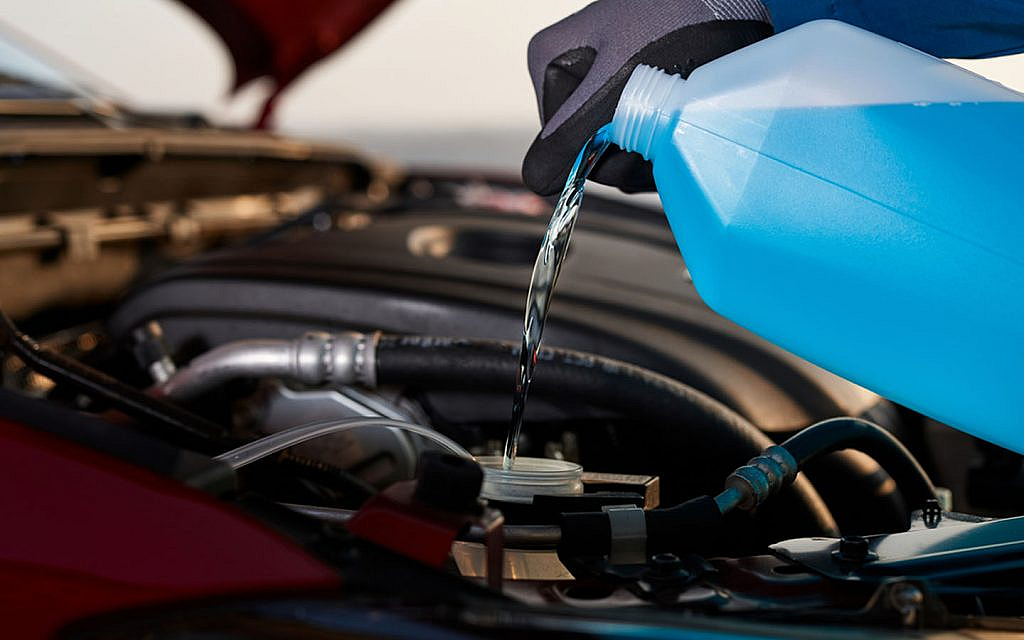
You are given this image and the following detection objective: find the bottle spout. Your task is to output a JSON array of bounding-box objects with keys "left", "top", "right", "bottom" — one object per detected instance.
[{"left": 611, "top": 65, "right": 687, "bottom": 161}]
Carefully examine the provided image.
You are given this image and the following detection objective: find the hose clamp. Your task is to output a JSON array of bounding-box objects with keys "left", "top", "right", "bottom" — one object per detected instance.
[
  {"left": 317, "top": 331, "right": 378, "bottom": 388},
  {"left": 352, "top": 331, "right": 380, "bottom": 388},
  {"left": 602, "top": 504, "right": 647, "bottom": 565}
]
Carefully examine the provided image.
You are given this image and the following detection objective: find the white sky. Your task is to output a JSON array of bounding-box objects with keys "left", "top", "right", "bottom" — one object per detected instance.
[
  {"left": 2, "top": 0, "right": 1023, "bottom": 175},
  {"left": 0, "top": 2, "right": 587, "bottom": 135}
]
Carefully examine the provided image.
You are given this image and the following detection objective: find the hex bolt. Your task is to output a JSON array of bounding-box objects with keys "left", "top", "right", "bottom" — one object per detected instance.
[
  {"left": 645, "top": 552, "right": 694, "bottom": 588},
  {"left": 838, "top": 535, "right": 870, "bottom": 561},
  {"left": 650, "top": 552, "right": 683, "bottom": 576},
  {"left": 832, "top": 535, "right": 877, "bottom": 568}
]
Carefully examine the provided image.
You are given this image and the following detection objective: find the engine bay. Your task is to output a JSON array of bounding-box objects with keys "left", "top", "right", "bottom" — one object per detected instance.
[{"left": 4, "top": 173, "right": 1023, "bottom": 636}]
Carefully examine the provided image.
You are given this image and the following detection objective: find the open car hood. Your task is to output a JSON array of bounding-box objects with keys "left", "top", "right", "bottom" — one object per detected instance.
[{"left": 179, "top": 0, "right": 395, "bottom": 127}]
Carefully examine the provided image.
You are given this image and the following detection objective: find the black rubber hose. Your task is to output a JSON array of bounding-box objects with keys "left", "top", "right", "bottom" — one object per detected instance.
[
  {"left": 782, "top": 417, "right": 936, "bottom": 511},
  {"left": 560, "top": 495, "right": 724, "bottom": 558},
  {"left": 802, "top": 451, "right": 909, "bottom": 534},
  {"left": 0, "top": 310, "right": 226, "bottom": 454},
  {"left": 374, "top": 335, "right": 839, "bottom": 538}
]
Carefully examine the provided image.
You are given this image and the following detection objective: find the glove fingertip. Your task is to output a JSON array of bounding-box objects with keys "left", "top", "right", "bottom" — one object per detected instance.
[
  {"left": 522, "top": 137, "right": 572, "bottom": 197},
  {"left": 522, "top": 163, "right": 566, "bottom": 198}
]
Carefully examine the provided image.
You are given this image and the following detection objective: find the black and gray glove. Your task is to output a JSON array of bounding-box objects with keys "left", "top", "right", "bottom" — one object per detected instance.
[{"left": 522, "top": 0, "right": 773, "bottom": 195}]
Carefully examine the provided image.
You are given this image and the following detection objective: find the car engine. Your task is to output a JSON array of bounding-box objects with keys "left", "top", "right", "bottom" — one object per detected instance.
[{"left": 4, "top": 168, "right": 1023, "bottom": 636}]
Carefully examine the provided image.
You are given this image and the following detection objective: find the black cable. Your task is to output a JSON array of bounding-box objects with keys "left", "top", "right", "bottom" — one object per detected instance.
[
  {"left": 782, "top": 417, "right": 937, "bottom": 510},
  {"left": 375, "top": 334, "right": 839, "bottom": 538},
  {"left": 0, "top": 310, "right": 226, "bottom": 454}
]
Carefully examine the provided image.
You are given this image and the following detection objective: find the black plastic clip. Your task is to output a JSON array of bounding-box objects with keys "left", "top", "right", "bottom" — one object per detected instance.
[{"left": 921, "top": 498, "right": 942, "bottom": 528}]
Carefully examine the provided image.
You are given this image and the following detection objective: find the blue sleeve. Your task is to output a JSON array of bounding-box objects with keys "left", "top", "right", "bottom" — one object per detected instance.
[{"left": 762, "top": 0, "right": 1024, "bottom": 58}]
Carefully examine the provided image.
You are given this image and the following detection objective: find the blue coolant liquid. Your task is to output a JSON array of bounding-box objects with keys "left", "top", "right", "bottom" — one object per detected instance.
[{"left": 652, "top": 101, "right": 1024, "bottom": 452}]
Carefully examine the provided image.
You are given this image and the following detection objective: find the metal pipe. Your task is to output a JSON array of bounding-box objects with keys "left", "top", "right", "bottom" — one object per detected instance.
[
  {"left": 214, "top": 417, "right": 470, "bottom": 469},
  {"left": 712, "top": 487, "right": 743, "bottom": 514},
  {"left": 155, "top": 331, "right": 377, "bottom": 401},
  {"left": 281, "top": 503, "right": 562, "bottom": 548}
]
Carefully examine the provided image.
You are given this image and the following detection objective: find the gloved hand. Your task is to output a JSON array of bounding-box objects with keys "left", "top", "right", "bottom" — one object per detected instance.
[{"left": 522, "top": 0, "right": 773, "bottom": 196}]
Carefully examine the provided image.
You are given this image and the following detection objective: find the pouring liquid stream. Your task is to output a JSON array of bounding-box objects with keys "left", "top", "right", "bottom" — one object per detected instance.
[{"left": 503, "top": 125, "right": 612, "bottom": 470}]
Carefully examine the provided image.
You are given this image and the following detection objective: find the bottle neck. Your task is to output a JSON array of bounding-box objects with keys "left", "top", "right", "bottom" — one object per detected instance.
[{"left": 610, "top": 65, "right": 688, "bottom": 161}]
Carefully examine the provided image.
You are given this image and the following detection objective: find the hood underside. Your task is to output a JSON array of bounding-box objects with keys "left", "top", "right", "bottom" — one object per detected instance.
[{"left": 179, "top": 0, "right": 395, "bottom": 126}]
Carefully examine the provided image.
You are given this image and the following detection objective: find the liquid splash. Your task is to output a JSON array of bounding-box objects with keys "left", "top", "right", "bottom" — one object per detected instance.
[{"left": 503, "top": 125, "right": 612, "bottom": 470}]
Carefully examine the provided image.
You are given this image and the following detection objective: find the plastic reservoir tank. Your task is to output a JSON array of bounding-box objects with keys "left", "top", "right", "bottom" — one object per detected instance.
[
  {"left": 476, "top": 456, "right": 583, "bottom": 503},
  {"left": 607, "top": 20, "right": 1024, "bottom": 453}
]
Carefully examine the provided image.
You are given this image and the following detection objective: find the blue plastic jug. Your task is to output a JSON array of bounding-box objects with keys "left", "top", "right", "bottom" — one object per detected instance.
[{"left": 607, "top": 20, "right": 1024, "bottom": 453}]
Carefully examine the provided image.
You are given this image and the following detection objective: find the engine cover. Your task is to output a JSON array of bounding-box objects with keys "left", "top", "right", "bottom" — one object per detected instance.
[{"left": 109, "top": 177, "right": 884, "bottom": 436}]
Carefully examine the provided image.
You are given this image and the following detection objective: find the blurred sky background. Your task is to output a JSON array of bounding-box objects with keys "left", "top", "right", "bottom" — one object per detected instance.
[{"left": 2, "top": 0, "right": 1023, "bottom": 179}]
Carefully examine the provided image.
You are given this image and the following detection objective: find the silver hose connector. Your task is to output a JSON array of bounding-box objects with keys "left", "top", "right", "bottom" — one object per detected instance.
[
  {"left": 290, "top": 331, "right": 378, "bottom": 387},
  {"left": 156, "top": 331, "right": 379, "bottom": 401},
  {"left": 715, "top": 445, "right": 798, "bottom": 514}
]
